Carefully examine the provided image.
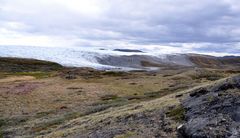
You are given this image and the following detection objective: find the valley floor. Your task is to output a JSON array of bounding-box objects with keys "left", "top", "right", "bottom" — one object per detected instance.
[{"left": 0, "top": 58, "right": 240, "bottom": 137}]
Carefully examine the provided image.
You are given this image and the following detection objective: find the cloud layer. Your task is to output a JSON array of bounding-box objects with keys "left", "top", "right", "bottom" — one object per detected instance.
[{"left": 0, "top": 0, "right": 240, "bottom": 54}]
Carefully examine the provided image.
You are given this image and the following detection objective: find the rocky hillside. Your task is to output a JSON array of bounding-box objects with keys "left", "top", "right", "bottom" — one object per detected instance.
[
  {"left": 188, "top": 54, "right": 240, "bottom": 68},
  {"left": 179, "top": 75, "right": 240, "bottom": 137},
  {"left": 97, "top": 54, "right": 194, "bottom": 69},
  {"left": 96, "top": 54, "right": 240, "bottom": 70}
]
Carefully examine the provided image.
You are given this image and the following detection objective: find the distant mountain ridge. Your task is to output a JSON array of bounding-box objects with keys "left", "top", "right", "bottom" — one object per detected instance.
[
  {"left": 113, "top": 49, "right": 144, "bottom": 53},
  {"left": 97, "top": 54, "right": 240, "bottom": 70},
  {"left": 0, "top": 46, "right": 239, "bottom": 70}
]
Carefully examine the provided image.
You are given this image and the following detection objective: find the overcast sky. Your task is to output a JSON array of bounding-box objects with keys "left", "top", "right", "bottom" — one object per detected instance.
[{"left": 0, "top": 0, "right": 240, "bottom": 54}]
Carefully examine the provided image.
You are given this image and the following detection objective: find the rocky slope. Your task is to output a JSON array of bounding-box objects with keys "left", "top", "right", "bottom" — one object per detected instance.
[{"left": 178, "top": 75, "right": 240, "bottom": 138}]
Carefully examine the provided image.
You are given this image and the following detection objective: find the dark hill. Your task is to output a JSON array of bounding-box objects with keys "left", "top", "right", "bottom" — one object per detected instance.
[
  {"left": 0, "top": 57, "right": 63, "bottom": 72},
  {"left": 113, "top": 49, "right": 143, "bottom": 53}
]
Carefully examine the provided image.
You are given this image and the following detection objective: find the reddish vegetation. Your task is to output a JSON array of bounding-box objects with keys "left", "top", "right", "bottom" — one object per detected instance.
[{"left": 8, "top": 82, "right": 44, "bottom": 95}]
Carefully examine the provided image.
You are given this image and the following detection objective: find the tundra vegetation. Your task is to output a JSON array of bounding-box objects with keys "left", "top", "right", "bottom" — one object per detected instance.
[{"left": 0, "top": 57, "right": 239, "bottom": 137}]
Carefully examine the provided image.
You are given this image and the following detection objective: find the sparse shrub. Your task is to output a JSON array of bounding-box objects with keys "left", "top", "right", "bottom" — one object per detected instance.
[
  {"left": 114, "top": 131, "right": 136, "bottom": 138},
  {"left": 102, "top": 71, "right": 126, "bottom": 77},
  {"left": 36, "top": 111, "right": 55, "bottom": 118},
  {"left": 190, "top": 69, "right": 223, "bottom": 81},
  {"left": 7, "top": 71, "right": 52, "bottom": 79},
  {"left": 32, "top": 118, "right": 65, "bottom": 132},
  {"left": 83, "top": 105, "right": 112, "bottom": 115},
  {"left": 144, "top": 90, "right": 171, "bottom": 98},
  {"left": 207, "top": 95, "right": 214, "bottom": 102},
  {"left": 0, "top": 119, "right": 5, "bottom": 128},
  {"left": 163, "top": 74, "right": 172, "bottom": 77},
  {"left": 124, "top": 95, "right": 144, "bottom": 100},
  {"left": 166, "top": 105, "right": 185, "bottom": 122},
  {"left": 144, "top": 91, "right": 162, "bottom": 98},
  {"left": 100, "top": 94, "right": 118, "bottom": 101}
]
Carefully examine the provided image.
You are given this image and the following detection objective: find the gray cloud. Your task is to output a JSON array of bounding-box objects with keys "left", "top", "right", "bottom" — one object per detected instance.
[{"left": 0, "top": 0, "right": 240, "bottom": 54}]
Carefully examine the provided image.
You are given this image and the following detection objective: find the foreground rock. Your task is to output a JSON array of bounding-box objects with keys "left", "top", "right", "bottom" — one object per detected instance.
[{"left": 178, "top": 75, "right": 240, "bottom": 138}]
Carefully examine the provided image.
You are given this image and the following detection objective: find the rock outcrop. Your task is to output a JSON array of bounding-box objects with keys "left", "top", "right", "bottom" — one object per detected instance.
[{"left": 178, "top": 75, "right": 240, "bottom": 138}]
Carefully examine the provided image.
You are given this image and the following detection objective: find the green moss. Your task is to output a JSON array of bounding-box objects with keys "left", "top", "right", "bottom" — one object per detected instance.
[
  {"left": 166, "top": 105, "right": 185, "bottom": 122},
  {"left": 35, "top": 111, "right": 55, "bottom": 118},
  {"left": 7, "top": 71, "right": 53, "bottom": 79},
  {"left": 32, "top": 118, "right": 65, "bottom": 132},
  {"left": 190, "top": 70, "right": 224, "bottom": 81},
  {"left": 0, "top": 57, "right": 63, "bottom": 72},
  {"left": 32, "top": 112, "right": 84, "bottom": 133},
  {"left": 0, "top": 119, "right": 5, "bottom": 128},
  {"left": 0, "top": 131, "right": 2, "bottom": 138},
  {"left": 144, "top": 90, "right": 170, "bottom": 99},
  {"left": 114, "top": 131, "right": 136, "bottom": 138},
  {"left": 144, "top": 91, "right": 162, "bottom": 98},
  {"left": 0, "top": 117, "right": 27, "bottom": 128},
  {"left": 102, "top": 71, "right": 126, "bottom": 77},
  {"left": 0, "top": 117, "right": 28, "bottom": 138},
  {"left": 0, "top": 73, "right": 7, "bottom": 79},
  {"left": 207, "top": 95, "right": 214, "bottom": 102},
  {"left": 100, "top": 94, "right": 119, "bottom": 101},
  {"left": 0, "top": 119, "right": 4, "bottom": 138},
  {"left": 87, "top": 98, "right": 129, "bottom": 115}
]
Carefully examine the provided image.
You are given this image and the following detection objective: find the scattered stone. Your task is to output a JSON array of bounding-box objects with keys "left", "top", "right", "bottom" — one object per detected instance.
[
  {"left": 176, "top": 94, "right": 183, "bottom": 98},
  {"left": 60, "top": 106, "right": 68, "bottom": 110},
  {"left": 65, "top": 73, "right": 77, "bottom": 80},
  {"left": 129, "top": 82, "right": 137, "bottom": 85}
]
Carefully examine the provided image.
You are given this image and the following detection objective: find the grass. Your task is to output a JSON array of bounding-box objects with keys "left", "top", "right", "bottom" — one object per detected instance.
[
  {"left": 89, "top": 98, "right": 130, "bottom": 114},
  {"left": 0, "top": 72, "right": 7, "bottom": 79},
  {"left": 0, "top": 119, "right": 6, "bottom": 128},
  {"left": 114, "top": 131, "right": 136, "bottom": 138},
  {"left": 190, "top": 69, "right": 224, "bottom": 81},
  {"left": 0, "top": 65, "right": 236, "bottom": 137},
  {"left": 0, "top": 57, "right": 63, "bottom": 73},
  {"left": 32, "top": 118, "right": 65, "bottom": 133},
  {"left": 32, "top": 80, "right": 226, "bottom": 138},
  {"left": 6, "top": 71, "right": 53, "bottom": 79},
  {"left": 35, "top": 111, "right": 56, "bottom": 118},
  {"left": 0, "top": 119, "right": 5, "bottom": 137},
  {"left": 100, "top": 94, "right": 119, "bottom": 101},
  {"left": 144, "top": 90, "right": 167, "bottom": 98},
  {"left": 0, "top": 117, "right": 28, "bottom": 128},
  {"left": 102, "top": 71, "right": 127, "bottom": 77},
  {"left": 42, "top": 91, "right": 181, "bottom": 138},
  {"left": 166, "top": 105, "right": 185, "bottom": 122},
  {"left": 0, "top": 117, "right": 29, "bottom": 138},
  {"left": 33, "top": 112, "right": 82, "bottom": 133}
]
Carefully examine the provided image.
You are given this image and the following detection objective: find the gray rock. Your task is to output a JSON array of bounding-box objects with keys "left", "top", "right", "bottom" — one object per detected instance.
[{"left": 178, "top": 75, "right": 240, "bottom": 138}]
